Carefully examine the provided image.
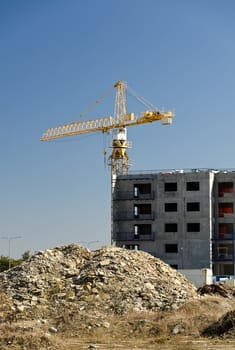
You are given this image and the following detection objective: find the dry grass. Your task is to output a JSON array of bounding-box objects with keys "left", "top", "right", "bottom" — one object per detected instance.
[{"left": 1, "top": 294, "right": 235, "bottom": 349}]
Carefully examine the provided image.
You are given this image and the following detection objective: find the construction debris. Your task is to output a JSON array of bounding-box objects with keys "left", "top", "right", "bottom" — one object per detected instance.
[
  {"left": 198, "top": 283, "right": 235, "bottom": 298},
  {"left": 202, "top": 310, "right": 235, "bottom": 337},
  {"left": 0, "top": 244, "right": 197, "bottom": 320}
]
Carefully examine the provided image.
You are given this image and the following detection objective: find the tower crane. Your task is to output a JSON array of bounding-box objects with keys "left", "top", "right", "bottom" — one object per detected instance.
[{"left": 41, "top": 80, "right": 175, "bottom": 176}]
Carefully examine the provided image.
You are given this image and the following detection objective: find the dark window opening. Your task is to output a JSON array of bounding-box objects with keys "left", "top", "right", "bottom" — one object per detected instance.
[
  {"left": 134, "top": 183, "right": 151, "bottom": 197},
  {"left": 187, "top": 202, "right": 200, "bottom": 211},
  {"left": 219, "top": 223, "right": 234, "bottom": 238},
  {"left": 165, "top": 223, "right": 178, "bottom": 232},
  {"left": 218, "top": 203, "right": 234, "bottom": 217},
  {"left": 165, "top": 244, "right": 178, "bottom": 253},
  {"left": 187, "top": 182, "right": 200, "bottom": 191},
  {"left": 170, "top": 264, "right": 178, "bottom": 269},
  {"left": 218, "top": 182, "right": 233, "bottom": 197},
  {"left": 187, "top": 223, "right": 200, "bottom": 232},
  {"left": 164, "top": 182, "right": 177, "bottom": 192},
  {"left": 165, "top": 203, "right": 177, "bottom": 212}
]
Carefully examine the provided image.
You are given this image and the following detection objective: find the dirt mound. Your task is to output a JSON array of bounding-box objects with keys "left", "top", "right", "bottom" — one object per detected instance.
[
  {"left": 0, "top": 244, "right": 197, "bottom": 319},
  {"left": 198, "top": 283, "right": 235, "bottom": 298},
  {"left": 202, "top": 310, "right": 235, "bottom": 337}
]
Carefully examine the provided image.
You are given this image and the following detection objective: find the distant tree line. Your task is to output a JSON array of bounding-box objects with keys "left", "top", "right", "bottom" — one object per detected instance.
[{"left": 0, "top": 250, "right": 30, "bottom": 272}]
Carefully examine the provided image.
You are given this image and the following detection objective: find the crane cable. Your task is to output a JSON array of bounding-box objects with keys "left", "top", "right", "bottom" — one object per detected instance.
[
  {"left": 127, "top": 85, "right": 160, "bottom": 111},
  {"left": 75, "top": 85, "right": 115, "bottom": 121}
]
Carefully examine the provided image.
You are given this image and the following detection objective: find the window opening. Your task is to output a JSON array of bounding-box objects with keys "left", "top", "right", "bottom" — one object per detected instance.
[
  {"left": 187, "top": 223, "right": 200, "bottom": 232},
  {"left": 170, "top": 264, "right": 178, "bottom": 269},
  {"left": 165, "top": 203, "right": 177, "bottom": 212},
  {"left": 218, "top": 182, "right": 233, "bottom": 196},
  {"left": 134, "top": 204, "right": 151, "bottom": 217},
  {"left": 134, "top": 224, "right": 152, "bottom": 236},
  {"left": 187, "top": 182, "right": 200, "bottom": 191},
  {"left": 165, "top": 223, "right": 178, "bottom": 232},
  {"left": 187, "top": 202, "right": 200, "bottom": 211},
  {"left": 165, "top": 244, "right": 178, "bottom": 253},
  {"left": 219, "top": 223, "right": 233, "bottom": 238},
  {"left": 218, "top": 203, "right": 233, "bottom": 217},
  {"left": 164, "top": 182, "right": 177, "bottom": 191},
  {"left": 134, "top": 183, "right": 152, "bottom": 198}
]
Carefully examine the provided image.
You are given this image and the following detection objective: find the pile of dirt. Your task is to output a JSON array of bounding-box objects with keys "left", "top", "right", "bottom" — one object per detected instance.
[
  {"left": 0, "top": 244, "right": 198, "bottom": 319},
  {"left": 198, "top": 283, "right": 235, "bottom": 298},
  {"left": 202, "top": 310, "right": 235, "bottom": 337}
]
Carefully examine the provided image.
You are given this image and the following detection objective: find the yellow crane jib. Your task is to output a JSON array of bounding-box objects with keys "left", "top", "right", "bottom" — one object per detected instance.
[{"left": 40, "top": 111, "right": 174, "bottom": 141}]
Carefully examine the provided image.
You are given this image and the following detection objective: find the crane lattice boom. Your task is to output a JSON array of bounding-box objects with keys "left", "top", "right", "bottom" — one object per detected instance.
[{"left": 40, "top": 110, "right": 173, "bottom": 141}]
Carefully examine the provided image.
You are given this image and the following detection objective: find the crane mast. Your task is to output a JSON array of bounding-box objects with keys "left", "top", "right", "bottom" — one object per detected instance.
[
  {"left": 41, "top": 80, "right": 175, "bottom": 176},
  {"left": 109, "top": 81, "right": 130, "bottom": 176}
]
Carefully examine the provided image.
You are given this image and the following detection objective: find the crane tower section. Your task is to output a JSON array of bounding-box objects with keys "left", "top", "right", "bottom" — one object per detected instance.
[{"left": 109, "top": 81, "right": 130, "bottom": 175}]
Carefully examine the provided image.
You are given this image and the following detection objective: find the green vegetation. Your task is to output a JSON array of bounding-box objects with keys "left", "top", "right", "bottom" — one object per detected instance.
[{"left": 0, "top": 250, "right": 30, "bottom": 272}]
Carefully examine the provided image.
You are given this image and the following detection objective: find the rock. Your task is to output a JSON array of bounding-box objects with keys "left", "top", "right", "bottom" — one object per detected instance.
[
  {"left": 16, "top": 305, "right": 25, "bottom": 312},
  {"left": 48, "top": 326, "right": 58, "bottom": 334}
]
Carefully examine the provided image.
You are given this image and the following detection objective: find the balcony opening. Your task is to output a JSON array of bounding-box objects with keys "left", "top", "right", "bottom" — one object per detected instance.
[
  {"left": 123, "top": 244, "right": 140, "bottom": 251},
  {"left": 165, "top": 203, "right": 177, "bottom": 212},
  {"left": 134, "top": 204, "right": 151, "bottom": 218},
  {"left": 218, "top": 182, "right": 233, "bottom": 197},
  {"left": 134, "top": 224, "right": 152, "bottom": 238},
  {"left": 218, "top": 203, "right": 234, "bottom": 217},
  {"left": 215, "top": 245, "right": 233, "bottom": 261},
  {"left": 134, "top": 183, "right": 151, "bottom": 198},
  {"left": 187, "top": 202, "right": 200, "bottom": 211},
  {"left": 164, "top": 182, "right": 177, "bottom": 192},
  {"left": 218, "top": 223, "right": 233, "bottom": 239},
  {"left": 187, "top": 181, "right": 200, "bottom": 191}
]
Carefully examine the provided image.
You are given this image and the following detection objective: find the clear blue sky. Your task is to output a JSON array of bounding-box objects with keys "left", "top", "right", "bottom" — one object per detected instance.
[{"left": 1, "top": 0, "right": 235, "bottom": 258}]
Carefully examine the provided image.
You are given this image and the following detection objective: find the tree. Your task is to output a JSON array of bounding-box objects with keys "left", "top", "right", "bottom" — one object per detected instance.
[
  {"left": 0, "top": 251, "right": 31, "bottom": 272},
  {"left": 22, "top": 250, "right": 30, "bottom": 261},
  {"left": 0, "top": 256, "right": 10, "bottom": 272}
]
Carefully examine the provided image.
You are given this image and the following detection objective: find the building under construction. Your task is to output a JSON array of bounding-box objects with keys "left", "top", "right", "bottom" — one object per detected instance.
[{"left": 112, "top": 168, "right": 235, "bottom": 277}]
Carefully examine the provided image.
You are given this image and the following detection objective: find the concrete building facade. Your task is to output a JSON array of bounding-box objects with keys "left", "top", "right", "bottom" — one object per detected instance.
[{"left": 112, "top": 169, "right": 235, "bottom": 276}]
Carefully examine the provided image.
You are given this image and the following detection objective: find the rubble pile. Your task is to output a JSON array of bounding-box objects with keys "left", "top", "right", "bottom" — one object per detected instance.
[
  {"left": 198, "top": 283, "right": 235, "bottom": 298},
  {"left": 0, "top": 244, "right": 198, "bottom": 318},
  {"left": 202, "top": 310, "right": 235, "bottom": 337}
]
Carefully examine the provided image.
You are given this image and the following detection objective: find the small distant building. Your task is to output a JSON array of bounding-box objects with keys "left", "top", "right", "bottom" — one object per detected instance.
[{"left": 112, "top": 169, "right": 235, "bottom": 283}]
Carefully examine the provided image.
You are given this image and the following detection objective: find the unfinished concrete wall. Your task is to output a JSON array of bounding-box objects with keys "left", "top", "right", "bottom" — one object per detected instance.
[{"left": 113, "top": 169, "right": 217, "bottom": 271}]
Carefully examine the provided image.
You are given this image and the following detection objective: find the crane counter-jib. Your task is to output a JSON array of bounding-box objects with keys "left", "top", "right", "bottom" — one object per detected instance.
[{"left": 40, "top": 110, "right": 174, "bottom": 141}]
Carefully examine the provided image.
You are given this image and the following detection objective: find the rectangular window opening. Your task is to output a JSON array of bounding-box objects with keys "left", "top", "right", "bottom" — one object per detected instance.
[
  {"left": 170, "top": 264, "right": 178, "bottom": 269},
  {"left": 187, "top": 223, "right": 200, "bottom": 232},
  {"left": 165, "top": 203, "right": 177, "bottom": 212},
  {"left": 218, "top": 182, "right": 233, "bottom": 196},
  {"left": 165, "top": 223, "right": 178, "bottom": 232},
  {"left": 164, "top": 182, "right": 177, "bottom": 192},
  {"left": 218, "top": 203, "right": 234, "bottom": 217},
  {"left": 187, "top": 182, "right": 200, "bottom": 191},
  {"left": 187, "top": 202, "right": 200, "bottom": 211},
  {"left": 165, "top": 244, "right": 178, "bottom": 253}
]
